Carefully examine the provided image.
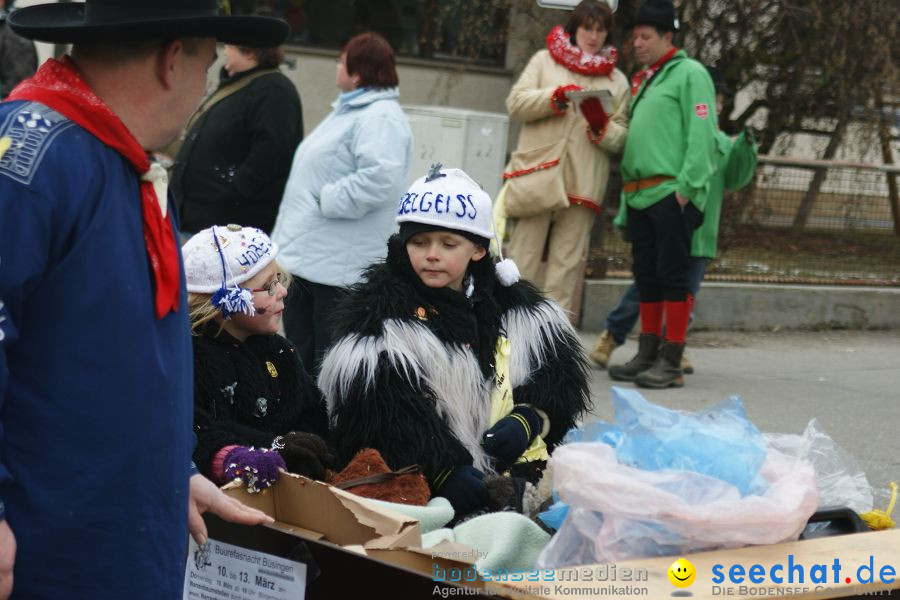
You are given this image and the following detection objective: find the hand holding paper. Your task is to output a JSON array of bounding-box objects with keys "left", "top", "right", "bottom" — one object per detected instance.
[{"left": 551, "top": 84, "right": 582, "bottom": 109}]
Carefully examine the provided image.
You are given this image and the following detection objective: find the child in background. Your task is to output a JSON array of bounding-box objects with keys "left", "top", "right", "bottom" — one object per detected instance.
[
  {"left": 182, "top": 225, "right": 331, "bottom": 492},
  {"left": 318, "top": 166, "right": 591, "bottom": 517}
]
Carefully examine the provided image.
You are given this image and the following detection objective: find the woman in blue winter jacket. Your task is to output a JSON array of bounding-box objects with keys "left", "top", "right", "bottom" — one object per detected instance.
[{"left": 272, "top": 32, "right": 412, "bottom": 374}]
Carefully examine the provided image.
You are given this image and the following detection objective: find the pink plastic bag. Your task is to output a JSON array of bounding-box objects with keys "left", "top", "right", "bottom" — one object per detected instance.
[{"left": 537, "top": 442, "right": 818, "bottom": 568}]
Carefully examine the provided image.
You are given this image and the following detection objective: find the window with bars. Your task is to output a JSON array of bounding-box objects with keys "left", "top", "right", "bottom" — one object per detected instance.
[{"left": 229, "top": 0, "right": 509, "bottom": 67}]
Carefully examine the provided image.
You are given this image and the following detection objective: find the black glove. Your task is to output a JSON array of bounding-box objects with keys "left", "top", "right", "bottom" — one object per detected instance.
[
  {"left": 434, "top": 465, "right": 488, "bottom": 516},
  {"left": 481, "top": 406, "right": 543, "bottom": 465},
  {"left": 274, "top": 432, "right": 334, "bottom": 481}
]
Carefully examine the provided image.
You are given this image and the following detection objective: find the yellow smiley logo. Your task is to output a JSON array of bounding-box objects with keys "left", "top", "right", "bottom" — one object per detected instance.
[{"left": 668, "top": 558, "right": 696, "bottom": 588}]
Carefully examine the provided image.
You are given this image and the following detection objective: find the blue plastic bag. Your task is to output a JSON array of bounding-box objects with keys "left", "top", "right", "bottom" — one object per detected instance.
[{"left": 566, "top": 387, "right": 767, "bottom": 495}]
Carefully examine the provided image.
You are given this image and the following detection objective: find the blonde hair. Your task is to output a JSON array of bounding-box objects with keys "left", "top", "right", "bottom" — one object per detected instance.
[{"left": 187, "top": 262, "right": 292, "bottom": 334}]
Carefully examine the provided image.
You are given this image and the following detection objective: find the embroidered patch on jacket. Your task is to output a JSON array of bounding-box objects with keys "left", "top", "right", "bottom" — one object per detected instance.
[
  {"left": 0, "top": 102, "right": 76, "bottom": 185},
  {"left": 694, "top": 103, "right": 709, "bottom": 119}
]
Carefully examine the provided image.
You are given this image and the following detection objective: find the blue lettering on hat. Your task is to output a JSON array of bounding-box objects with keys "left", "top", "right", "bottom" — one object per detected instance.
[
  {"left": 455, "top": 194, "right": 468, "bottom": 218},
  {"left": 434, "top": 193, "right": 444, "bottom": 214},
  {"left": 237, "top": 241, "right": 271, "bottom": 269},
  {"left": 399, "top": 192, "right": 418, "bottom": 215},
  {"left": 419, "top": 191, "right": 433, "bottom": 212},
  {"left": 465, "top": 194, "right": 477, "bottom": 219}
]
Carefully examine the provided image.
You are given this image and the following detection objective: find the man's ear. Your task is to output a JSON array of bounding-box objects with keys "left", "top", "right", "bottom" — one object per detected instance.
[
  {"left": 156, "top": 39, "right": 184, "bottom": 90},
  {"left": 471, "top": 245, "right": 488, "bottom": 262}
]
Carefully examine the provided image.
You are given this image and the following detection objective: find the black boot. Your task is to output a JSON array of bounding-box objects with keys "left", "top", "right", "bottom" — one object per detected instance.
[
  {"left": 608, "top": 333, "right": 660, "bottom": 382},
  {"left": 636, "top": 341, "right": 685, "bottom": 388}
]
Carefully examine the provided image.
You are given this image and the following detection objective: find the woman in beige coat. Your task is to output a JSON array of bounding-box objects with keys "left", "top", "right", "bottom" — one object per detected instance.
[{"left": 505, "top": 0, "right": 629, "bottom": 315}]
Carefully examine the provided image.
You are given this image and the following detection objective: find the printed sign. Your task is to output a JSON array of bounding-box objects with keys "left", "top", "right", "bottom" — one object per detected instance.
[{"left": 183, "top": 537, "right": 307, "bottom": 600}]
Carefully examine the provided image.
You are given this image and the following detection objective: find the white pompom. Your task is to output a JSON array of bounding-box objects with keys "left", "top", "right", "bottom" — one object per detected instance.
[{"left": 495, "top": 258, "right": 520, "bottom": 287}]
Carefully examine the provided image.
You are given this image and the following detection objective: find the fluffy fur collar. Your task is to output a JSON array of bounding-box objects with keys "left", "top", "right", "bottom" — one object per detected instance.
[{"left": 546, "top": 25, "right": 618, "bottom": 77}]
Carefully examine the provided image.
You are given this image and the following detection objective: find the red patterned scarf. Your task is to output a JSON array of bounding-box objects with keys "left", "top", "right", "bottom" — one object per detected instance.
[
  {"left": 630, "top": 46, "right": 678, "bottom": 96},
  {"left": 9, "top": 57, "right": 180, "bottom": 319},
  {"left": 546, "top": 25, "right": 618, "bottom": 77}
]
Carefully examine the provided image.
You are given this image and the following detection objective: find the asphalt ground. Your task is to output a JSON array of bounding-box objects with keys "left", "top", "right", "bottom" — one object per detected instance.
[{"left": 579, "top": 328, "right": 900, "bottom": 509}]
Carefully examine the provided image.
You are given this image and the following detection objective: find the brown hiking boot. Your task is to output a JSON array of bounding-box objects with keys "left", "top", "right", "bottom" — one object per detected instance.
[
  {"left": 608, "top": 333, "right": 660, "bottom": 381},
  {"left": 681, "top": 352, "right": 694, "bottom": 374},
  {"left": 589, "top": 330, "right": 620, "bottom": 368},
  {"left": 636, "top": 341, "right": 685, "bottom": 389}
]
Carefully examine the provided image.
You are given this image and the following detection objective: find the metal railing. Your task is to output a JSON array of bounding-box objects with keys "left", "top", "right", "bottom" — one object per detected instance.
[{"left": 592, "top": 157, "right": 900, "bottom": 286}]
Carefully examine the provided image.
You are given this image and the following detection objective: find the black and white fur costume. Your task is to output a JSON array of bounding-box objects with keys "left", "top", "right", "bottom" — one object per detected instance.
[{"left": 318, "top": 235, "right": 591, "bottom": 488}]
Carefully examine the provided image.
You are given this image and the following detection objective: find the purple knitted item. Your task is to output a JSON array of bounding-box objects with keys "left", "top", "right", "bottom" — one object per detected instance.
[{"left": 223, "top": 446, "right": 286, "bottom": 493}]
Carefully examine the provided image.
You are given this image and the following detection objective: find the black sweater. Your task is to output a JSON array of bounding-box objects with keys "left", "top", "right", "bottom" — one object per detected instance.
[{"left": 192, "top": 325, "right": 328, "bottom": 475}]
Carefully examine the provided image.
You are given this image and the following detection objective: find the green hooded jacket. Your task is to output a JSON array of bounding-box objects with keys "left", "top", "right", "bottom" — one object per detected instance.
[{"left": 620, "top": 50, "right": 718, "bottom": 211}]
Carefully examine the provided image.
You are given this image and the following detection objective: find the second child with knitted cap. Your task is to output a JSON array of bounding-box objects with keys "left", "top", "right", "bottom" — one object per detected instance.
[
  {"left": 318, "top": 166, "right": 591, "bottom": 519},
  {"left": 182, "top": 225, "right": 332, "bottom": 494}
]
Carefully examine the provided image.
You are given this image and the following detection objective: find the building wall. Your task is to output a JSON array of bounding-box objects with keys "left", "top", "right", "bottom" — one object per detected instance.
[{"left": 281, "top": 47, "right": 516, "bottom": 136}]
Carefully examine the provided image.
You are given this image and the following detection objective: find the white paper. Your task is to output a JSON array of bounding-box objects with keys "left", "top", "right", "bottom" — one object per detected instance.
[
  {"left": 183, "top": 537, "right": 307, "bottom": 600},
  {"left": 567, "top": 89, "right": 614, "bottom": 116}
]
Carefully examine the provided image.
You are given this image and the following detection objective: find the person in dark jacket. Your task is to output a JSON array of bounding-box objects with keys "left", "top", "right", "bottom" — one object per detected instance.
[
  {"left": 172, "top": 43, "right": 303, "bottom": 234},
  {"left": 0, "top": 0, "right": 38, "bottom": 99},
  {"left": 183, "top": 225, "right": 332, "bottom": 494}
]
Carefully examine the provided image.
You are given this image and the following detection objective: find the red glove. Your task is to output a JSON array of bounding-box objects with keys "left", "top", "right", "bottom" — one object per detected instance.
[
  {"left": 551, "top": 84, "right": 582, "bottom": 111},
  {"left": 579, "top": 97, "right": 609, "bottom": 134}
]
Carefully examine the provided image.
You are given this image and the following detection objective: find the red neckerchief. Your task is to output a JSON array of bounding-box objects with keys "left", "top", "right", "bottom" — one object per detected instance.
[
  {"left": 9, "top": 57, "right": 180, "bottom": 319},
  {"left": 546, "top": 25, "right": 618, "bottom": 78},
  {"left": 630, "top": 47, "right": 678, "bottom": 96}
]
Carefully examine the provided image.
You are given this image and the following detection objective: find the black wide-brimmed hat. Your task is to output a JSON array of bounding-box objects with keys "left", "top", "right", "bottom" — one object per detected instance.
[
  {"left": 634, "top": 0, "right": 680, "bottom": 32},
  {"left": 8, "top": 0, "right": 290, "bottom": 47}
]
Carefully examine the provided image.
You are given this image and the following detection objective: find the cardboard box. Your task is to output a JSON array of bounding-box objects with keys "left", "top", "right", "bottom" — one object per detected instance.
[
  {"left": 211, "top": 473, "right": 526, "bottom": 598},
  {"left": 222, "top": 472, "right": 421, "bottom": 550}
]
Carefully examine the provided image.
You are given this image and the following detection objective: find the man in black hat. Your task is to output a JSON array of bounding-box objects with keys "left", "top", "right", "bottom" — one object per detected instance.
[
  {"left": 0, "top": 0, "right": 37, "bottom": 99},
  {"left": 0, "top": 2, "right": 288, "bottom": 598},
  {"left": 606, "top": 0, "right": 719, "bottom": 389}
]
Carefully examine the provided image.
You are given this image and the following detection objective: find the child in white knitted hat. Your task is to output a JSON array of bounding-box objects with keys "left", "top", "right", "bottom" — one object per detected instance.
[
  {"left": 182, "top": 225, "right": 332, "bottom": 493},
  {"left": 318, "top": 166, "right": 591, "bottom": 518}
]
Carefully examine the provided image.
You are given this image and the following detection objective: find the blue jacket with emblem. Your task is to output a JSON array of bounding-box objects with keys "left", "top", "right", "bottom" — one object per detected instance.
[
  {"left": 272, "top": 87, "right": 412, "bottom": 287},
  {"left": 0, "top": 100, "right": 193, "bottom": 598}
]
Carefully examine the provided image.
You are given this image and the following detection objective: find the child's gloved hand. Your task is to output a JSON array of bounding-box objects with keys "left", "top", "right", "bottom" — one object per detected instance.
[
  {"left": 274, "top": 431, "right": 334, "bottom": 481},
  {"left": 223, "top": 446, "right": 286, "bottom": 493},
  {"left": 435, "top": 465, "right": 488, "bottom": 516},
  {"left": 481, "top": 406, "right": 543, "bottom": 464},
  {"left": 579, "top": 97, "right": 609, "bottom": 134}
]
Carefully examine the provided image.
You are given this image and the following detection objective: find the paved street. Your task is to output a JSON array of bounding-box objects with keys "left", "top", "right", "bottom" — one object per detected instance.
[{"left": 579, "top": 329, "right": 900, "bottom": 507}]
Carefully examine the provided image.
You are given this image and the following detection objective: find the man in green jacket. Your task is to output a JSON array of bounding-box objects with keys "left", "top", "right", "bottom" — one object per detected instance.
[
  {"left": 594, "top": 66, "right": 758, "bottom": 376},
  {"left": 607, "top": 0, "right": 718, "bottom": 388}
]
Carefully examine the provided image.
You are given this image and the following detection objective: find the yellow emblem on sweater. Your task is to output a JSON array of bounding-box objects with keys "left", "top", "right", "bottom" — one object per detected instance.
[
  {"left": 0, "top": 137, "right": 11, "bottom": 161},
  {"left": 266, "top": 361, "right": 278, "bottom": 378}
]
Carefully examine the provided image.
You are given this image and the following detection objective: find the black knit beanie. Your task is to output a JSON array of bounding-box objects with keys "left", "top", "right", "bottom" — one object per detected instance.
[
  {"left": 397, "top": 221, "right": 491, "bottom": 252},
  {"left": 634, "top": 0, "right": 679, "bottom": 32}
]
